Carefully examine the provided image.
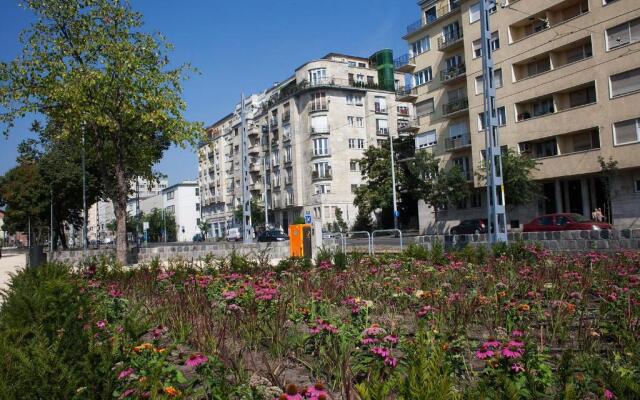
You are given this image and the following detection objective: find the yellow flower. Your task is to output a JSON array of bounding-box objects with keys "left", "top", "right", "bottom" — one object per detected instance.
[
  {"left": 518, "top": 303, "right": 530, "bottom": 312},
  {"left": 163, "top": 386, "right": 181, "bottom": 397},
  {"left": 133, "top": 342, "right": 154, "bottom": 353}
]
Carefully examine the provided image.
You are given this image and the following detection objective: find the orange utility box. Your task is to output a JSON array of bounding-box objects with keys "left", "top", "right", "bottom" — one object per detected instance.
[{"left": 289, "top": 224, "right": 312, "bottom": 258}]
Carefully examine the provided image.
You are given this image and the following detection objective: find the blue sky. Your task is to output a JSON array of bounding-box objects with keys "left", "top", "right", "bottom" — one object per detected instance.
[{"left": 0, "top": 0, "right": 416, "bottom": 184}]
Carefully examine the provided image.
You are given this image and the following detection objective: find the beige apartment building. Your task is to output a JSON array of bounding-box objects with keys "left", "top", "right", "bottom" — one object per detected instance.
[
  {"left": 199, "top": 52, "right": 409, "bottom": 236},
  {"left": 397, "top": 0, "right": 640, "bottom": 233}
]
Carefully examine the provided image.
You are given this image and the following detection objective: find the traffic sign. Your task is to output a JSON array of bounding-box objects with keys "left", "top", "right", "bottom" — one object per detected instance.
[{"left": 304, "top": 215, "right": 312, "bottom": 224}]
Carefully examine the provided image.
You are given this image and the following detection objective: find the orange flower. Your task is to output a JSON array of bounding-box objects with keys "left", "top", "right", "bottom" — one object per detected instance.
[
  {"left": 133, "top": 343, "right": 153, "bottom": 353},
  {"left": 163, "top": 386, "right": 181, "bottom": 397},
  {"left": 566, "top": 303, "right": 576, "bottom": 314},
  {"left": 478, "top": 295, "right": 491, "bottom": 305},
  {"left": 154, "top": 347, "right": 166, "bottom": 353},
  {"left": 441, "top": 342, "right": 450, "bottom": 351},
  {"left": 518, "top": 303, "right": 531, "bottom": 312},
  {"left": 497, "top": 291, "right": 507, "bottom": 298}
]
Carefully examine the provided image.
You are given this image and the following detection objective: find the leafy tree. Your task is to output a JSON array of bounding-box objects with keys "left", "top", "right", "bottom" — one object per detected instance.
[
  {"left": 233, "top": 198, "right": 265, "bottom": 227},
  {"left": 597, "top": 156, "right": 618, "bottom": 224},
  {"left": 197, "top": 220, "right": 211, "bottom": 238},
  {"left": 335, "top": 208, "right": 348, "bottom": 232},
  {"left": 352, "top": 208, "right": 375, "bottom": 232},
  {"left": 405, "top": 151, "right": 469, "bottom": 229},
  {"left": 476, "top": 148, "right": 540, "bottom": 208},
  {"left": 0, "top": 0, "right": 202, "bottom": 263},
  {"left": 354, "top": 141, "right": 418, "bottom": 229},
  {"left": 107, "top": 209, "right": 177, "bottom": 242}
]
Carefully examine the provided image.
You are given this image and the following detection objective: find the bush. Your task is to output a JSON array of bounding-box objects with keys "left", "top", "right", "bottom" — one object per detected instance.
[{"left": 0, "top": 263, "right": 117, "bottom": 398}]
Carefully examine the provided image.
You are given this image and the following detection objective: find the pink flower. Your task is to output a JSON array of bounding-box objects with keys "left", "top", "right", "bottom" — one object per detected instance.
[
  {"left": 417, "top": 305, "right": 435, "bottom": 317},
  {"left": 305, "top": 384, "right": 330, "bottom": 400},
  {"left": 96, "top": 320, "right": 107, "bottom": 329},
  {"left": 222, "top": 290, "right": 238, "bottom": 300},
  {"left": 604, "top": 389, "right": 615, "bottom": 399},
  {"left": 118, "top": 368, "right": 134, "bottom": 380},
  {"left": 481, "top": 340, "right": 500, "bottom": 350},
  {"left": 384, "top": 356, "right": 398, "bottom": 368},
  {"left": 475, "top": 350, "right": 494, "bottom": 360},
  {"left": 371, "top": 347, "right": 390, "bottom": 358},
  {"left": 185, "top": 353, "right": 209, "bottom": 368},
  {"left": 108, "top": 284, "right": 123, "bottom": 298},
  {"left": 120, "top": 388, "right": 136, "bottom": 398},
  {"left": 501, "top": 346, "right": 524, "bottom": 359},
  {"left": 511, "top": 330, "right": 524, "bottom": 338},
  {"left": 511, "top": 363, "right": 525, "bottom": 373},
  {"left": 383, "top": 335, "right": 399, "bottom": 345}
]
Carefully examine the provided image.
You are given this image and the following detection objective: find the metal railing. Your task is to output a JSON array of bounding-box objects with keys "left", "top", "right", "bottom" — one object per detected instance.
[
  {"left": 311, "top": 170, "right": 333, "bottom": 181},
  {"left": 440, "top": 64, "right": 466, "bottom": 82},
  {"left": 372, "top": 229, "right": 403, "bottom": 253},
  {"left": 438, "top": 31, "right": 464, "bottom": 50},
  {"left": 405, "top": 2, "right": 460, "bottom": 35},
  {"left": 396, "top": 86, "right": 418, "bottom": 100},
  {"left": 442, "top": 98, "right": 469, "bottom": 115},
  {"left": 445, "top": 134, "right": 472, "bottom": 151},
  {"left": 345, "top": 231, "right": 372, "bottom": 255},
  {"left": 393, "top": 53, "right": 416, "bottom": 70}
]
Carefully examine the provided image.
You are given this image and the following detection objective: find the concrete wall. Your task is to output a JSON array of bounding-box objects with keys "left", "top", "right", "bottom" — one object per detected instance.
[{"left": 48, "top": 242, "right": 290, "bottom": 265}]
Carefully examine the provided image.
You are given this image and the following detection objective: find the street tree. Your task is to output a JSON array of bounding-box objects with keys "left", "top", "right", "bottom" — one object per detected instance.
[
  {"left": 597, "top": 156, "right": 618, "bottom": 224},
  {"left": 0, "top": 0, "right": 202, "bottom": 263},
  {"left": 234, "top": 198, "right": 265, "bottom": 227},
  {"left": 405, "top": 151, "right": 469, "bottom": 229},
  {"left": 476, "top": 148, "right": 540, "bottom": 208}
]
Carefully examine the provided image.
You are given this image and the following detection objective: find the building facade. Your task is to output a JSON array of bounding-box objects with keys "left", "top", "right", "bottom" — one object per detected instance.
[
  {"left": 162, "top": 181, "right": 201, "bottom": 242},
  {"left": 398, "top": 0, "right": 640, "bottom": 233},
  {"left": 199, "top": 52, "right": 409, "bottom": 236}
]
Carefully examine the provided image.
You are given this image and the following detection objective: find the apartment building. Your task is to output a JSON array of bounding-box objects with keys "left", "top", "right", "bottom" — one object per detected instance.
[
  {"left": 398, "top": 0, "right": 640, "bottom": 233},
  {"left": 162, "top": 181, "right": 201, "bottom": 242},
  {"left": 198, "top": 52, "right": 409, "bottom": 235}
]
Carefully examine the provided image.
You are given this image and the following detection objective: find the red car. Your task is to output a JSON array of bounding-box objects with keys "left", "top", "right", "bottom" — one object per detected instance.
[{"left": 523, "top": 213, "right": 612, "bottom": 232}]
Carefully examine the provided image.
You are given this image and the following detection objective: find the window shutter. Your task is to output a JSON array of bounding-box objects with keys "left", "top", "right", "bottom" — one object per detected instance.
[{"left": 610, "top": 67, "right": 640, "bottom": 97}]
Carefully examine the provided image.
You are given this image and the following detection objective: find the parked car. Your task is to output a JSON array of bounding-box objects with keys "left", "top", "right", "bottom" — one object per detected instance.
[
  {"left": 257, "top": 230, "right": 289, "bottom": 242},
  {"left": 226, "top": 227, "right": 242, "bottom": 241},
  {"left": 192, "top": 233, "right": 205, "bottom": 242},
  {"left": 450, "top": 219, "right": 488, "bottom": 235},
  {"left": 523, "top": 213, "right": 612, "bottom": 232}
]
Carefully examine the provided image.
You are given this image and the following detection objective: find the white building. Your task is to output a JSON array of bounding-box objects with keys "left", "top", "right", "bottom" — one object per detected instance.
[{"left": 162, "top": 181, "right": 201, "bottom": 242}]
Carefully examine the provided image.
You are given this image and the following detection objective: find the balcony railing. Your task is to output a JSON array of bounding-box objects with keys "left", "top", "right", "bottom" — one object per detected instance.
[
  {"left": 269, "top": 118, "right": 278, "bottom": 129},
  {"left": 374, "top": 103, "right": 387, "bottom": 114},
  {"left": 445, "top": 134, "right": 472, "bottom": 151},
  {"left": 282, "top": 112, "right": 291, "bottom": 122},
  {"left": 440, "top": 64, "right": 466, "bottom": 83},
  {"left": 311, "top": 125, "right": 330, "bottom": 135},
  {"left": 312, "top": 170, "right": 333, "bottom": 181},
  {"left": 396, "top": 86, "right": 418, "bottom": 101},
  {"left": 405, "top": 1, "right": 460, "bottom": 35},
  {"left": 377, "top": 128, "right": 390, "bottom": 136},
  {"left": 261, "top": 125, "right": 268, "bottom": 133},
  {"left": 437, "top": 30, "right": 464, "bottom": 50},
  {"left": 310, "top": 103, "right": 328, "bottom": 112},
  {"left": 442, "top": 98, "right": 469, "bottom": 116},
  {"left": 398, "top": 118, "right": 420, "bottom": 132},
  {"left": 393, "top": 53, "right": 416, "bottom": 72}
]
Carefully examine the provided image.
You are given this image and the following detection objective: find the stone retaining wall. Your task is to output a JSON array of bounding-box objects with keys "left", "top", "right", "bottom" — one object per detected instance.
[
  {"left": 416, "top": 229, "right": 640, "bottom": 251},
  {"left": 49, "top": 242, "right": 290, "bottom": 265}
]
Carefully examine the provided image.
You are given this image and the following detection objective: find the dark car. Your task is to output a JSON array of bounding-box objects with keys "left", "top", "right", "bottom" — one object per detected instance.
[
  {"left": 192, "top": 233, "right": 205, "bottom": 242},
  {"left": 450, "top": 219, "right": 488, "bottom": 235},
  {"left": 523, "top": 213, "right": 612, "bottom": 232},
  {"left": 257, "top": 230, "right": 289, "bottom": 242}
]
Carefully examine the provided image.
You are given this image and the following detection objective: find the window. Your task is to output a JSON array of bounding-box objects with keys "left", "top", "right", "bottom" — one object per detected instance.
[
  {"left": 478, "top": 107, "right": 506, "bottom": 130},
  {"left": 356, "top": 117, "right": 364, "bottom": 127},
  {"left": 309, "top": 68, "right": 327, "bottom": 85},
  {"left": 314, "top": 162, "right": 331, "bottom": 178},
  {"left": 527, "top": 58, "right": 551, "bottom": 77},
  {"left": 357, "top": 139, "right": 365, "bottom": 149},
  {"left": 414, "top": 67, "right": 433, "bottom": 86},
  {"left": 354, "top": 95, "right": 363, "bottom": 106},
  {"left": 613, "top": 118, "right": 640, "bottom": 145},
  {"left": 376, "top": 119, "right": 389, "bottom": 135},
  {"left": 635, "top": 179, "right": 640, "bottom": 193},
  {"left": 490, "top": 31, "right": 500, "bottom": 51},
  {"left": 374, "top": 96, "right": 387, "bottom": 113},
  {"left": 272, "top": 149, "right": 280, "bottom": 166},
  {"left": 195, "top": 188, "right": 199, "bottom": 196},
  {"left": 569, "top": 85, "right": 596, "bottom": 108},
  {"left": 196, "top": 203, "right": 200, "bottom": 211},
  {"left": 469, "top": 3, "right": 480, "bottom": 23},
  {"left": 472, "top": 39, "right": 482, "bottom": 58},
  {"left": 532, "top": 97, "right": 555, "bottom": 117},
  {"left": 416, "top": 130, "right": 437, "bottom": 149},
  {"left": 346, "top": 94, "right": 354, "bottom": 105},
  {"left": 311, "top": 92, "right": 327, "bottom": 111},
  {"left": 475, "top": 69, "right": 503, "bottom": 94},
  {"left": 535, "top": 139, "right": 558, "bottom": 158},
  {"left": 350, "top": 160, "right": 359, "bottom": 172},
  {"left": 348, "top": 138, "right": 356, "bottom": 149},
  {"left": 313, "top": 138, "right": 329, "bottom": 156},
  {"left": 283, "top": 124, "right": 291, "bottom": 140},
  {"left": 416, "top": 98, "right": 435, "bottom": 116},
  {"left": 347, "top": 116, "right": 355, "bottom": 126},
  {"left": 273, "top": 170, "right": 281, "bottom": 186},
  {"left": 610, "top": 67, "right": 640, "bottom": 98},
  {"left": 356, "top": 74, "right": 365, "bottom": 83},
  {"left": 566, "top": 42, "right": 593, "bottom": 64},
  {"left": 166, "top": 190, "right": 175, "bottom": 200},
  {"left": 311, "top": 115, "right": 329, "bottom": 133},
  {"left": 606, "top": 18, "right": 640, "bottom": 50},
  {"left": 470, "top": 192, "right": 482, "bottom": 208},
  {"left": 410, "top": 36, "right": 430, "bottom": 56}
]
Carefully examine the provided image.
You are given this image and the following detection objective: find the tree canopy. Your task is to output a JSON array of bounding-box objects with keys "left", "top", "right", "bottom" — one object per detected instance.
[{"left": 0, "top": 0, "right": 203, "bottom": 262}]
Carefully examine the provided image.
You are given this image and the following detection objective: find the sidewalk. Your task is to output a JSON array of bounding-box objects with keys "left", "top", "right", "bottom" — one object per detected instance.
[{"left": 0, "top": 252, "right": 26, "bottom": 294}]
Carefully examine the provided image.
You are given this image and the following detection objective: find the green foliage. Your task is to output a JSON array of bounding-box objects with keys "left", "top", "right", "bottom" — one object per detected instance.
[
  {"left": 334, "top": 207, "right": 348, "bottom": 232},
  {"left": 234, "top": 198, "right": 265, "bottom": 227},
  {"left": 353, "top": 208, "right": 375, "bottom": 232},
  {"left": 292, "top": 216, "right": 306, "bottom": 225},
  {"left": 0, "top": 263, "right": 117, "bottom": 398},
  {"left": 477, "top": 148, "right": 540, "bottom": 208}
]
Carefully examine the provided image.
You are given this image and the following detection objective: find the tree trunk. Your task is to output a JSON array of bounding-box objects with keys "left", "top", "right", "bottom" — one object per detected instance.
[{"left": 113, "top": 160, "right": 128, "bottom": 264}]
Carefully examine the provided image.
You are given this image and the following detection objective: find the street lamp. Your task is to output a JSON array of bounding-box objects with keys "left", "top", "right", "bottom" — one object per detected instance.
[{"left": 388, "top": 131, "right": 399, "bottom": 231}]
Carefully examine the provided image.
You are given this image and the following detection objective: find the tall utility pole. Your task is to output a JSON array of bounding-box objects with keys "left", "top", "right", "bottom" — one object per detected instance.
[
  {"left": 82, "top": 130, "right": 88, "bottom": 253},
  {"left": 240, "top": 93, "right": 253, "bottom": 243},
  {"left": 480, "top": 0, "right": 508, "bottom": 243},
  {"left": 50, "top": 186, "right": 53, "bottom": 252},
  {"left": 389, "top": 131, "right": 399, "bottom": 231},
  {"left": 263, "top": 156, "right": 269, "bottom": 228}
]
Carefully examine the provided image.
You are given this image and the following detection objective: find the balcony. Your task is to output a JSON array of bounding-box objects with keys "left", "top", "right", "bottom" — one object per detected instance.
[
  {"left": 310, "top": 103, "right": 328, "bottom": 113},
  {"left": 250, "top": 181, "right": 263, "bottom": 191},
  {"left": 445, "top": 133, "right": 472, "bottom": 151},
  {"left": 442, "top": 98, "right": 469, "bottom": 116},
  {"left": 310, "top": 125, "right": 330, "bottom": 135},
  {"left": 404, "top": 1, "right": 460, "bottom": 37},
  {"left": 437, "top": 30, "right": 464, "bottom": 51},
  {"left": 374, "top": 103, "right": 387, "bottom": 114},
  {"left": 461, "top": 169, "right": 473, "bottom": 181},
  {"left": 440, "top": 64, "right": 466, "bottom": 84},
  {"left": 271, "top": 137, "right": 279, "bottom": 146},
  {"left": 248, "top": 144, "right": 260, "bottom": 154},
  {"left": 396, "top": 86, "right": 418, "bottom": 102},
  {"left": 516, "top": 82, "right": 596, "bottom": 122},
  {"left": 377, "top": 128, "right": 390, "bottom": 136},
  {"left": 282, "top": 112, "right": 291, "bottom": 123},
  {"left": 398, "top": 118, "right": 420, "bottom": 133},
  {"left": 249, "top": 163, "right": 260, "bottom": 173},
  {"left": 312, "top": 150, "right": 330, "bottom": 159},
  {"left": 312, "top": 169, "right": 333, "bottom": 181},
  {"left": 269, "top": 118, "right": 278, "bottom": 130},
  {"left": 509, "top": 0, "right": 589, "bottom": 43},
  {"left": 393, "top": 53, "right": 416, "bottom": 73},
  {"left": 261, "top": 125, "right": 269, "bottom": 134}
]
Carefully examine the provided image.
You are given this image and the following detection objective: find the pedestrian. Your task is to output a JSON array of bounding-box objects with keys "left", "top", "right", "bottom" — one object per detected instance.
[{"left": 594, "top": 208, "right": 604, "bottom": 222}]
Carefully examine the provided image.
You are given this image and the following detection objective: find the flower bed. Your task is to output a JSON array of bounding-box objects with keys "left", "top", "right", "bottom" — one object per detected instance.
[{"left": 1, "top": 244, "right": 639, "bottom": 399}]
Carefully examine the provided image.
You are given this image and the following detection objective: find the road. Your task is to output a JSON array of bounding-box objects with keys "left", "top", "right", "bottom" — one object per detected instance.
[{"left": 0, "top": 250, "right": 26, "bottom": 295}]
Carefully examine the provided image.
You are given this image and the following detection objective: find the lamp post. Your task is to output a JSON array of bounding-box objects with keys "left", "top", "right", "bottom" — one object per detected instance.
[{"left": 388, "top": 131, "right": 399, "bottom": 231}]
